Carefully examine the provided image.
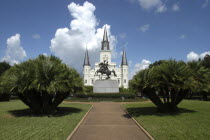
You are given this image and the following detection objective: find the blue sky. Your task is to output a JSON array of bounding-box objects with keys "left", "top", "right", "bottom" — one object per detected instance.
[{"left": 0, "top": 0, "right": 210, "bottom": 76}]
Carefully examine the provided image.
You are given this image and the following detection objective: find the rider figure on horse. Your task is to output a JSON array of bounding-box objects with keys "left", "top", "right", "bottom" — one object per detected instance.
[{"left": 96, "top": 60, "right": 117, "bottom": 79}]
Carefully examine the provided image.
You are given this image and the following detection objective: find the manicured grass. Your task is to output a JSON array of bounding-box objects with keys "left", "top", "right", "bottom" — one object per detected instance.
[
  {"left": 123, "top": 100, "right": 210, "bottom": 140},
  {"left": 0, "top": 100, "right": 91, "bottom": 140},
  {"left": 65, "top": 97, "right": 148, "bottom": 102}
]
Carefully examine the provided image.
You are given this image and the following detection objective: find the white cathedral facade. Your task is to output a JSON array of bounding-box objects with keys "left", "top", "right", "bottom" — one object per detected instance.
[{"left": 83, "top": 27, "right": 129, "bottom": 88}]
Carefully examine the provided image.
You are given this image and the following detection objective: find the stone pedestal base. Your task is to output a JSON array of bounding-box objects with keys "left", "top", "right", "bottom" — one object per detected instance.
[{"left": 93, "top": 80, "right": 119, "bottom": 93}]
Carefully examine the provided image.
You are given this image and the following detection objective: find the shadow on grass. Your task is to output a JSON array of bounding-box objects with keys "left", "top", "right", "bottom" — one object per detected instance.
[
  {"left": 126, "top": 107, "right": 196, "bottom": 117},
  {"left": 8, "top": 107, "right": 82, "bottom": 117}
]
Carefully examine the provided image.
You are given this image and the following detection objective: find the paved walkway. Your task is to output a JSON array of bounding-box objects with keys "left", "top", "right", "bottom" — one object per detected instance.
[{"left": 69, "top": 102, "right": 150, "bottom": 140}]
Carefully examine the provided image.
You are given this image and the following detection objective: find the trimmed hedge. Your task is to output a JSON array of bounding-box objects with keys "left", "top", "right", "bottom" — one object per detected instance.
[{"left": 75, "top": 93, "right": 135, "bottom": 99}]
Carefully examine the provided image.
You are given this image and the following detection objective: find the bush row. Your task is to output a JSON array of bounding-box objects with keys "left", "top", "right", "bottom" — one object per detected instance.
[{"left": 75, "top": 93, "right": 135, "bottom": 98}]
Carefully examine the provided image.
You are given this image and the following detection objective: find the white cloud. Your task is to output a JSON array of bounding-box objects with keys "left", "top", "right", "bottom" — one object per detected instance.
[
  {"left": 1, "top": 34, "right": 27, "bottom": 65},
  {"left": 32, "top": 34, "right": 41, "bottom": 39},
  {"left": 130, "top": 59, "right": 151, "bottom": 78},
  {"left": 138, "top": 0, "right": 162, "bottom": 9},
  {"left": 156, "top": 4, "right": 167, "bottom": 13},
  {"left": 187, "top": 51, "right": 210, "bottom": 61},
  {"left": 200, "top": 51, "right": 210, "bottom": 59},
  {"left": 187, "top": 52, "right": 199, "bottom": 61},
  {"left": 50, "top": 1, "right": 117, "bottom": 73},
  {"left": 202, "top": 0, "right": 209, "bottom": 8},
  {"left": 179, "top": 34, "right": 186, "bottom": 39},
  {"left": 172, "top": 4, "right": 180, "bottom": 11},
  {"left": 139, "top": 24, "right": 150, "bottom": 32},
  {"left": 137, "top": 0, "right": 167, "bottom": 13}
]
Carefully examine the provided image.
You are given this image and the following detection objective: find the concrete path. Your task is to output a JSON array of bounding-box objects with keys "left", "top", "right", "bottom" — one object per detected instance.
[{"left": 69, "top": 102, "right": 150, "bottom": 140}]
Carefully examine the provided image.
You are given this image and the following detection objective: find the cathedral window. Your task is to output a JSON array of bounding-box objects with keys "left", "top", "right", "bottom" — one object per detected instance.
[
  {"left": 92, "top": 79, "right": 94, "bottom": 84},
  {"left": 85, "top": 80, "right": 87, "bottom": 83},
  {"left": 85, "top": 69, "right": 87, "bottom": 73},
  {"left": 124, "top": 79, "right": 126, "bottom": 83}
]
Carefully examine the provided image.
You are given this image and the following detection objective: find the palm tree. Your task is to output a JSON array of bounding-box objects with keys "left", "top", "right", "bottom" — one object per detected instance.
[
  {"left": 130, "top": 60, "right": 192, "bottom": 113},
  {"left": 1, "top": 55, "right": 83, "bottom": 115},
  {"left": 187, "top": 61, "right": 210, "bottom": 100}
]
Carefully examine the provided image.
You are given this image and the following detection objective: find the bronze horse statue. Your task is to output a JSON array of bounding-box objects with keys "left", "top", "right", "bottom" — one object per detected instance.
[{"left": 95, "top": 60, "right": 117, "bottom": 79}]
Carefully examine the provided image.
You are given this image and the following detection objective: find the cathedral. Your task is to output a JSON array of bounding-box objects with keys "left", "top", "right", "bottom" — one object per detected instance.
[{"left": 83, "top": 27, "right": 129, "bottom": 88}]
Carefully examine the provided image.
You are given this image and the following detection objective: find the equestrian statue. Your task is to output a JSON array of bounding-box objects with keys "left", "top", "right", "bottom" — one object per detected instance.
[{"left": 95, "top": 60, "right": 117, "bottom": 79}]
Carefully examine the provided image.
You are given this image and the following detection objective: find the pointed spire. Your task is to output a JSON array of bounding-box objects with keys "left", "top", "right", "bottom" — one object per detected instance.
[
  {"left": 103, "top": 26, "right": 109, "bottom": 42},
  {"left": 101, "top": 25, "right": 110, "bottom": 50},
  {"left": 83, "top": 47, "right": 90, "bottom": 66},
  {"left": 121, "top": 48, "right": 128, "bottom": 66}
]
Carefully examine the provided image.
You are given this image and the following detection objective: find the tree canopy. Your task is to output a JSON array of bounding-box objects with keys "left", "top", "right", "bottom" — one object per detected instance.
[
  {"left": 130, "top": 59, "right": 210, "bottom": 113},
  {"left": 0, "top": 55, "right": 83, "bottom": 114}
]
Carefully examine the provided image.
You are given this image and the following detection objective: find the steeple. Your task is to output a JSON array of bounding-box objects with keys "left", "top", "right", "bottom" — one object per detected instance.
[
  {"left": 101, "top": 26, "right": 110, "bottom": 51},
  {"left": 83, "top": 48, "right": 90, "bottom": 66},
  {"left": 103, "top": 26, "right": 109, "bottom": 42},
  {"left": 121, "top": 48, "right": 128, "bottom": 66}
]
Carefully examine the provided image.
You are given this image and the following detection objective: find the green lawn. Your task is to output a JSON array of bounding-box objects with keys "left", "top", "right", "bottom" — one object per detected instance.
[
  {"left": 123, "top": 100, "right": 210, "bottom": 140},
  {"left": 0, "top": 100, "right": 91, "bottom": 140}
]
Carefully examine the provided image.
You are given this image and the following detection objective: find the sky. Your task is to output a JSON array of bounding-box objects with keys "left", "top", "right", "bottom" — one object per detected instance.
[{"left": 0, "top": 0, "right": 210, "bottom": 78}]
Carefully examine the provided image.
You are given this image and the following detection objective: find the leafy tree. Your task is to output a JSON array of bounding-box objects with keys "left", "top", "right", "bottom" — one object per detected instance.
[
  {"left": 0, "top": 61, "right": 11, "bottom": 76},
  {"left": 1, "top": 55, "right": 83, "bottom": 114},
  {"left": 130, "top": 60, "right": 192, "bottom": 113},
  {"left": 0, "top": 62, "right": 11, "bottom": 101},
  {"left": 202, "top": 54, "right": 210, "bottom": 69}
]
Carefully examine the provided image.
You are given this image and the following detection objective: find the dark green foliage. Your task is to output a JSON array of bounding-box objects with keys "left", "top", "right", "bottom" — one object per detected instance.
[
  {"left": 0, "top": 61, "right": 11, "bottom": 76},
  {"left": 75, "top": 93, "right": 135, "bottom": 99},
  {"left": 202, "top": 54, "right": 210, "bottom": 69},
  {"left": 149, "top": 60, "right": 167, "bottom": 68},
  {"left": 0, "top": 55, "right": 83, "bottom": 115},
  {"left": 130, "top": 60, "right": 196, "bottom": 113},
  {"left": 84, "top": 86, "right": 93, "bottom": 93},
  {"left": 0, "top": 62, "right": 11, "bottom": 101},
  {"left": 187, "top": 60, "right": 210, "bottom": 101}
]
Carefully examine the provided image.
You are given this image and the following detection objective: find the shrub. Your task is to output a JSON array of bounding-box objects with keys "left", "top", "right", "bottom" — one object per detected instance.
[
  {"left": 1, "top": 55, "right": 83, "bottom": 115},
  {"left": 84, "top": 86, "right": 93, "bottom": 93},
  {"left": 76, "top": 93, "right": 135, "bottom": 99}
]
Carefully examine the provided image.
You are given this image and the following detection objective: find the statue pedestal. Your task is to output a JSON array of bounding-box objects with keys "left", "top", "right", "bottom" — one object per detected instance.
[{"left": 93, "top": 80, "right": 119, "bottom": 93}]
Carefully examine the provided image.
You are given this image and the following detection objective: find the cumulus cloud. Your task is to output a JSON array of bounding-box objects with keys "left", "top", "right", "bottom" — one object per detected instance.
[
  {"left": 50, "top": 1, "right": 117, "bottom": 73},
  {"left": 172, "top": 4, "right": 180, "bottom": 11},
  {"left": 187, "top": 52, "right": 199, "bottom": 61},
  {"left": 130, "top": 59, "right": 151, "bottom": 78},
  {"left": 137, "top": 0, "right": 167, "bottom": 13},
  {"left": 187, "top": 51, "right": 210, "bottom": 61},
  {"left": 1, "top": 34, "right": 27, "bottom": 65},
  {"left": 139, "top": 24, "right": 150, "bottom": 32},
  {"left": 32, "top": 34, "right": 41, "bottom": 39}
]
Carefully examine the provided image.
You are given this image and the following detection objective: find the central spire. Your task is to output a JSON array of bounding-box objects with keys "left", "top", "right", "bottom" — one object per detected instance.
[
  {"left": 83, "top": 47, "right": 90, "bottom": 66},
  {"left": 101, "top": 25, "right": 110, "bottom": 51},
  {"left": 103, "top": 26, "right": 109, "bottom": 42}
]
